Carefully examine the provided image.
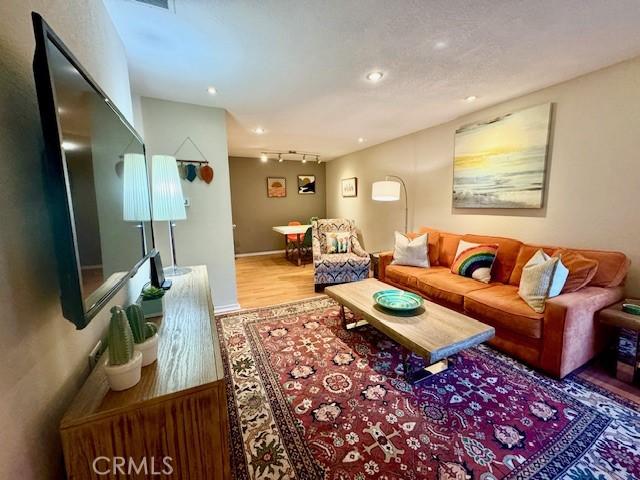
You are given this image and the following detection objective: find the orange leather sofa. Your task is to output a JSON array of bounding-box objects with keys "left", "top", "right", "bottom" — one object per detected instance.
[{"left": 379, "top": 227, "right": 630, "bottom": 378}]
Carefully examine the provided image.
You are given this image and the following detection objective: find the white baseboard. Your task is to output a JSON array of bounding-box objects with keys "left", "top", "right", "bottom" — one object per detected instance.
[
  {"left": 235, "top": 249, "right": 285, "bottom": 258},
  {"left": 215, "top": 303, "right": 241, "bottom": 314}
]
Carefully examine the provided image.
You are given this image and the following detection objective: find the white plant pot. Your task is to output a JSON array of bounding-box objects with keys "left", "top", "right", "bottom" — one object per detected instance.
[
  {"left": 134, "top": 332, "right": 159, "bottom": 367},
  {"left": 104, "top": 350, "right": 142, "bottom": 391}
]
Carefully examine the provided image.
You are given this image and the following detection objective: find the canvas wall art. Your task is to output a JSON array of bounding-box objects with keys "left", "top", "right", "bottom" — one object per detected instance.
[
  {"left": 453, "top": 103, "right": 552, "bottom": 208},
  {"left": 267, "top": 177, "right": 286, "bottom": 197},
  {"left": 298, "top": 175, "right": 316, "bottom": 194},
  {"left": 341, "top": 177, "right": 358, "bottom": 197}
]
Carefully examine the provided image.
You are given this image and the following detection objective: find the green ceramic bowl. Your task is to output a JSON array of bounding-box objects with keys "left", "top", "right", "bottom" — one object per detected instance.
[
  {"left": 373, "top": 289, "right": 423, "bottom": 312},
  {"left": 622, "top": 303, "right": 640, "bottom": 316}
]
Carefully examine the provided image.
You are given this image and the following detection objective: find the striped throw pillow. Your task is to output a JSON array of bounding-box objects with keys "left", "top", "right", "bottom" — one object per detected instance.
[
  {"left": 451, "top": 240, "right": 498, "bottom": 283},
  {"left": 518, "top": 249, "right": 569, "bottom": 313}
]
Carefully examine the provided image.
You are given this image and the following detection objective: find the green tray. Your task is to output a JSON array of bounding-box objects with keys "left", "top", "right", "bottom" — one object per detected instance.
[{"left": 373, "top": 289, "right": 423, "bottom": 312}]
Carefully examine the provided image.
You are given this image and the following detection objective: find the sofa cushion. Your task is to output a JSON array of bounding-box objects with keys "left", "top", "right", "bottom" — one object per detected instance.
[
  {"left": 437, "top": 232, "right": 463, "bottom": 267},
  {"left": 462, "top": 234, "right": 523, "bottom": 284},
  {"left": 416, "top": 271, "right": 491, "bottom": 307},
  {"left": 570, "top": 249, "right": 629, "bottom": 288},
  {"left": 416, "top": 227, "right": 441, "bottom": 266},
  {"left": 553, "top": 249, "right": 599, "bottom": 293},
  {"left": 465, "top": 285, "right": 544, "bottom": 339},
  {"left": 509, "top": 244, "right": 557, "bottom": 286},
  {"left": 385, "top": 265, "right": 447, "bottom": 289}
]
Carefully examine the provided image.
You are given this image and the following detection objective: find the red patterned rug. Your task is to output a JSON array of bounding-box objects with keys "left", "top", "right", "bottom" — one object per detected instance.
[{"left": 216, "top": 297, "right": 640, "bottom": 480}]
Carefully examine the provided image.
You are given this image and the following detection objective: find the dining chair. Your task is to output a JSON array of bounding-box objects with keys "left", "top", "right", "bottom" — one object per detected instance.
[{"left": 285, "top": 220, "right": 302, "bottom": 259}]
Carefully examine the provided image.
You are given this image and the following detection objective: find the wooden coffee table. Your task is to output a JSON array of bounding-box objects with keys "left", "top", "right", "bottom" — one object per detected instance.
[{"left": 325, "top": 278, "right": 495, "bottom": 384}]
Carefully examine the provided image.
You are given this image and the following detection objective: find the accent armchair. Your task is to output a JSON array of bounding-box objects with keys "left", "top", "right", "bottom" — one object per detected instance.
[{"left": 312, "top": 219, "right": 370, "bottom": 291}]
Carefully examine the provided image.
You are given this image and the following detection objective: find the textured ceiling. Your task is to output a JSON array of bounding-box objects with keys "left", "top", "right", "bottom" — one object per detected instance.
[{"left": 104, "top": 0, "right": 640, "bottom": 160}]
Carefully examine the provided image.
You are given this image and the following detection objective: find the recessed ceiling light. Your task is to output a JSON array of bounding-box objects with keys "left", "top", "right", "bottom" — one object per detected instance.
[
  {"left": 260, "top": 153, "right": 268, "bottom": 162},
  {"left": 253, "top": 127, "right": 265, "bottom": 134},
  {"left": 207, "top": 86, "right": 217, "bottom": 95},
  {"left": 434, "top": 41, "right": 448, "bottom": 50},
  {"left": 357, "top": 137, "right": 365, "bottom": 143},
  {"left": 464, "top": 95, "right": 477, "bottom": 102},
  {"left": 366, "top": 71, "right": 384, "bottom": 82}
]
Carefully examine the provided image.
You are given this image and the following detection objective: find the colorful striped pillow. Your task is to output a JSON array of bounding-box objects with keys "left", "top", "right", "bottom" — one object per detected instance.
[{"left": 451, "top": 241, "right": 498, "bottom": 283}]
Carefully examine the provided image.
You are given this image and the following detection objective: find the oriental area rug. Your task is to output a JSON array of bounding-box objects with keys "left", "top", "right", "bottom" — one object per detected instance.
[{"left": 216, "top": 297, "right": 640, "bottom": 480}]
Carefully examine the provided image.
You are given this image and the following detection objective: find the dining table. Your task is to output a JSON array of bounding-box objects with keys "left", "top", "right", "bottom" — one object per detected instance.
[{"left": 272, "top": 224, "right": 312, "bottom": 266}]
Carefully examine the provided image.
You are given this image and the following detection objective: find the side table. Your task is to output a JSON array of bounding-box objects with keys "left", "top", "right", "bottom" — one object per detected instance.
[
  {"left": 369, "top": 252, "right": 381, "bottom": 279},
  {"left": 598, "top": 299, "right": 640, "bottom": 384}
]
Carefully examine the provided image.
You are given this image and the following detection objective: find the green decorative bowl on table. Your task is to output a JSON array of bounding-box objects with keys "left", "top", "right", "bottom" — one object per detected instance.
[
  {"left": 622, "top": 303, "right": 640, "bottom": 315},
  {"left": 373, "top": 289, "right": 423, "bottom": 312}
]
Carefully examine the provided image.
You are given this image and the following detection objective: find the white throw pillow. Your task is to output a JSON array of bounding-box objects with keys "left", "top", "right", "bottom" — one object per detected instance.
[
  {"left": 391, "top": 232, "right": 429, "bottom": 268},
  {"left": 518, "top": 249, "right": 569, "bottom": 313}
]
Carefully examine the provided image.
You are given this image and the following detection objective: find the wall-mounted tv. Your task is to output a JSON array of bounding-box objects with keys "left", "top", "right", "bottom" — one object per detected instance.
[{"left": 32, "top": 13, "right": 155, "bottom": 329}]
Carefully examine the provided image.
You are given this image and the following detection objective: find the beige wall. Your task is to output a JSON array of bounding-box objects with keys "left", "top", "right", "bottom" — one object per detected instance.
[
  {"left": 141, "top": 98, "right": 239, "bottom": 311},
  {"left": 0, "top": 1, "right": 146, "bottom": 478},
  {"left": 327, "top": 57, "right": 640, "bottom": 296},
  {"left": 229, "top": 157, "right": 326, "bottom": 253}
]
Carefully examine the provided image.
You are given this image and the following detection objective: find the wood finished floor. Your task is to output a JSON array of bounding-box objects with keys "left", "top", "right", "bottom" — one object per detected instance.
[
  {"left": 234, "top": 253, "right": 640, "bottom": 404},
  {"left": 235, "top": 253, "right": 322, "bottom": 309}
]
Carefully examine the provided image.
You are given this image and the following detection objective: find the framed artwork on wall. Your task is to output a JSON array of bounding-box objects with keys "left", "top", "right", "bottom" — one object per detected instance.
[
  {"left": 267, "top": 177, "right": 286, "bottom": 198},
  {"left": 298, "top": 175, "right": 316, "bottom": 194},
  {"left": 453, "top": 103, "right": 552, "bottom": 209},
  {"left": 341, "top": 177, "right": 358, "bottom": 197}
]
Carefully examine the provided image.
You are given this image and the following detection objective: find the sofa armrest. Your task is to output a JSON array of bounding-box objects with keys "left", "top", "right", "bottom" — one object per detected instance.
[
  {"left": 540, "top": 286, "right": 624, "bottom": 378},
  {"left": 351, "top": 236, "right": 368, "bottom": 257},
  {"left": 378, "top": 251, "right": 394, "bottom": 282}
]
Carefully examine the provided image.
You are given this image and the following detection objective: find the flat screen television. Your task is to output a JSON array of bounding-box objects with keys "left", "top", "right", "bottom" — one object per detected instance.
[{"left": 32, "top": 13, "right": 155, "bottom": 329}]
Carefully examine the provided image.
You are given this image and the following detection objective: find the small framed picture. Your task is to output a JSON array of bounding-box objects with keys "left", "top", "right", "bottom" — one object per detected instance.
[
  {"left": 298, "top": 175, "right": 316, "bottom": 194},
  {"left": 267, "top": 177, "right": 286, "bottom": 198},
  {"left": 341, "top": 177, "right": 358, "bottom": 197}
]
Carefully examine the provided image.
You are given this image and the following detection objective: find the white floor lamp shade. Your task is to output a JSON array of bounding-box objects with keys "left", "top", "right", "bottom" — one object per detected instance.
[
  {"left": 371, "top": 180, "right": 401, "bottom": 201},
  {"left": 123, "top": 153, "right": 151, "bottom": 255},
  {"left": 372, "top": 176, "right": 408, "bottom": 233},
  {"left": 151, "top": 155, "right": 189, "bottom": 276}
]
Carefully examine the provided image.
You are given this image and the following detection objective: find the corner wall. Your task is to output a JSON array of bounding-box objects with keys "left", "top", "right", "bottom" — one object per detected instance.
[
  {"left": 140, "top": 97, "right": 238, "bottom": 311},
  {"left": 326, "top": 57, "right": 640, "bottom": 295},
  {"left": 0, "top": 1, "right": 142, "bottom": 478},
  {"left": 229, "top": 156, "right": 326, "bottom": 253}
]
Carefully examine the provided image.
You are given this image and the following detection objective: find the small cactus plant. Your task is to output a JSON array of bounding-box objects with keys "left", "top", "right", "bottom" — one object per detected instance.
[
  {"left": 126, "top": 303, "right": 159, "bottom": 344},
  {"left": 142, "top": 286, "right": 165, "bottom": 301},
  {"left": 107, "top": 306, "right": 135, "bottom": 366}
]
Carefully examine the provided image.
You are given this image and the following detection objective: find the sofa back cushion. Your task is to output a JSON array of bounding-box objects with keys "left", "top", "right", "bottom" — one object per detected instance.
[
  {"left": 509, "top": 244, "right": 557, "bottom": 286},
  {"left": 563, "top": 248, "right": 629, "bottom": 288},
  {"left": 462, "top": 234, "right": 522, "bottom": 284},
  {"left": 438, "top": 232, "right": 463, "bottom": 267},
  {"left": 416, "top": 227, "right": 441, "bottom": 266}
]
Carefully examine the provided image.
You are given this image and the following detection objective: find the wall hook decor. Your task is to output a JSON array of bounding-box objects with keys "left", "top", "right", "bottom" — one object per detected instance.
[{"left": 173, "top": 136, "right": 214, "bottom": 184}]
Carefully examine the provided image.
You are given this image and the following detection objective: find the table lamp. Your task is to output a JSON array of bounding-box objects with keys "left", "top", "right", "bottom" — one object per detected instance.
[
  {"left": 372, "top": 175, "right": 408, "bottom": 233},
  {"left": 152, "top": 154, "right": 189, "bottom": 276},
  {"left": 123, "top": 153, "right": 151, "bottom": 255}
]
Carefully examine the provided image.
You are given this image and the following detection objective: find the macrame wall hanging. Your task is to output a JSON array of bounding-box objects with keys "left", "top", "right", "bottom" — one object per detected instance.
[{"left": 174, "top": 136, "right": 214, "bottom": 184}]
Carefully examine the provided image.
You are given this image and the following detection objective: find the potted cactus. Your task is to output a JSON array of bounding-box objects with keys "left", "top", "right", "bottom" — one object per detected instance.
[
  {"left": 104, "top": 306, "right": 143, "bottom": 391},
  {"left": 126, "top": 303, "right": 159, "bottom": 367},
  {"left": 141, "top": 285, "right": 165, "bottom": 318}
]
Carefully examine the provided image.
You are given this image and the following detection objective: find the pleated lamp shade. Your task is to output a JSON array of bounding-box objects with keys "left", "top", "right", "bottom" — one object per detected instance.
[
  {"left": 123, "top": 153, "right": 151, "bottom": 221},
  {"left": 371, "top": 180, "right": 401, "bottom": 201},
  {"left": 151, "top": 155, "right": 186, "bottom": 221}
]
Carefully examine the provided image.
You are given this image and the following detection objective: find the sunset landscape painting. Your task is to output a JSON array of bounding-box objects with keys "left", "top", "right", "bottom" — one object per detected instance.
[{"left": 453, "top": 103, "right": 552, "bottom": 208}]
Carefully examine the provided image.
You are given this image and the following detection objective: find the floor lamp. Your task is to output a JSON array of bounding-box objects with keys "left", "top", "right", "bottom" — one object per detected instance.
[
  {"left": 371, "top": 175, "right": 408, "bottom": 233},
  {"left": 123, "top": 153, "right": 151, "bottom": 256},
  {"left": 152, "top": 154, "right": 190, "bottom": 276}
]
